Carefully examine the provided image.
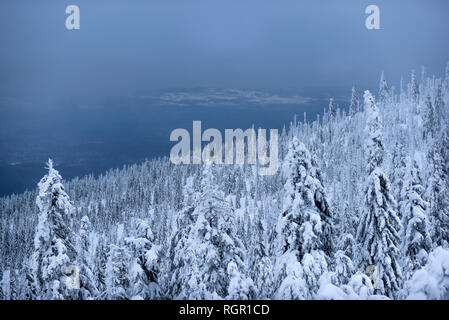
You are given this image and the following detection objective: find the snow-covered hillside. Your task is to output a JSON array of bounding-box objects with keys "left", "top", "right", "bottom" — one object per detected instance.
[{"left": 0, "top": 64, "right": 449, "bottom": 300}]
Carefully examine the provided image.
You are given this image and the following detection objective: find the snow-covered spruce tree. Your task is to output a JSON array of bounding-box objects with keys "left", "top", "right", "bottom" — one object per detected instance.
[
  {"left": 75, "top": 215, "right": 99, "bottom": 299},
  {"left": 391, "top": 139, "right": 408, "bottom": 218},
  {"left": 441, "top": 129, "right": 449, "bottom": 182},
  {"left": 317, "top": 270, "right": 382, "bottom": 300},
  {"left": 30, "top": 159, "right": 77, "bottom": 300},
  {"left": 426, "top": 147, "right": 449, "bottom": 248},
  {"left": 349, "top": 86, "right": 359, "bottom": 116},
  {"left": 105, "top": 244, "right": 131, "bottom": 300},
  {"left": 167, "top": 176, "right": 201, "bottom": 299},
  {"left": 411, "top": 70, "right": 420, "bottom": 105},
  {"left": 1, "top": 269, "right": 10, "bottom": 300},
  {"left": 378, "top": 71, "right": 390, "bottom": 105},
  {"left": 423, "top": 95, "right": 435, "bottom": 140},
  {"left": 400, "top": 159, "right": 432, "bottom": 279},
  {"left": 226, "top": 261, "right": 256, "bottom": 299},
  {"left": 434, "top": 82, "right": 445, "bottom": 130},
  {"left": 124, "top": 219, "right": 160, "bottom": 299},
  {"left": 11, "top": 269, "right": 26, "bottom": 300},
  {"left": 274, "top": 137, "right": 333, "bottom": 299},
  {"left": 339, "top": 233, "right": 356, "bottom": 262},
  {"left": 404, "top": 247, "right": 449, "bottom": 299},
  {"left": 170, "top": 166, "right": 253, "bottom": 299},
  {"left": 330, "top": 233, "right": 357, "bottom": 287},
  {"left": 249, "top": 213, "right": 274, "bottom": 299},
  {"left": 93, "top": 238, "right": 107, "bottom": 298},
  {"left": 445, "top": 61, "right": 449, "bottom": 91},
  {"left": 328, "top": 98, "right": 337, "bottom": 120},
  {"left": 0, "top": 269, "right": 3, "bottom": 299},
  {"left": 332, "top": 250, "right": 355, "bottom": 287},
  {"left": 23, "top": 261, "right": 36, "bottom": 300},
  {"left": 8, "top": 269, "right": 19, "bottom": 300},
  {"left": 356, "top": 91, "right": 402, "bottom": 298},
  {"left": 199, "top": 164, "right": 254, "bottom": 299}
]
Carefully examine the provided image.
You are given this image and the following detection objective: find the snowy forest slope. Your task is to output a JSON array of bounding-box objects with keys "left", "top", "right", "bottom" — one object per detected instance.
[{"left": 0, "top": 64, "right": 449, "bottom": 300}]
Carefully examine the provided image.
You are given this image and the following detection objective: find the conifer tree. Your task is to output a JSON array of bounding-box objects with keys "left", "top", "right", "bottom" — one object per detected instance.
[
  {"left": 356, "top": 91, "right": 402, "bottom": 298},
  {"left": 75, "top": 215, "right": 99, "bottom": 299},
  {"left": 125, "top": 219, "right": 160, "bottom": 299},
  {"left": 426, "top": 148, "right": 449, "bottom": 248},
  {"left": 167, "top": 177, "right": 200, "bottom": 299},
  {"left": 333, "top": 250, "right": 355, "bottom": 286},
  {"left": 227, "top": 261, "right": 256, "bottom": 299},
  {"left": 423, "top": 95, "right": 435, "bottom": 139},
  {"left": 329, "top": 98, "right": 337, "bottom": 119},
  {"left": 169, "top": 167, "right": 252, "bottom": 299},
  {"left": 391, "top": 140, "right": 408, "bottom": 219},
  {"left": 275, "top": 137, "right": 333, "bottom": 298},
  {"left": 249, "top": 214, "right": 274, "bottom": 299},
  {"left": 349, "top": 87, "right": 359, "bottom": 116},
  {"left": 378, "top": 71, "right": 390, "bottom": 104},
  {"left": 434, "top": 82, "right": 444, "bottom": 130},
  {"left": 0, "top": 269, "right": 3, "bottom": 299},
  {"left": 105, "top": 244, "right": 131, "bottom": 300},
  {"left": 411, "top": 70, "right": 420, "bottom": 105},
  {"left": 445, "top": 61, "right": 449, "bottom": 91},
  {"left": 400, "top": 159, "right": 432, "bottom": 279},
  {"left": 1, "top": 269, "right": 10, "bottom": 300},
  {"left": 30, "top": 159, "right": 77, "bottom": 300},
  {"left": 93, "top": 238, "right": 107, "bottom": 298}
]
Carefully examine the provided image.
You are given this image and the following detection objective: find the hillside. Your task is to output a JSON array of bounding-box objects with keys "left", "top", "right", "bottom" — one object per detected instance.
[{"left": 1, "top": 65, "right": 448, "bottom": 299}]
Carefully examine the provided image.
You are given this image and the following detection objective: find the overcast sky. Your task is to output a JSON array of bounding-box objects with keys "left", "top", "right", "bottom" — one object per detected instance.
[{"left": 0, "top": 0, "right": 448, "bottom": 104}]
